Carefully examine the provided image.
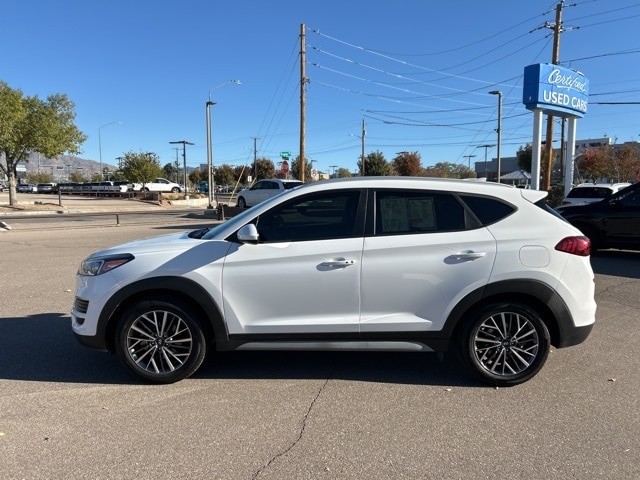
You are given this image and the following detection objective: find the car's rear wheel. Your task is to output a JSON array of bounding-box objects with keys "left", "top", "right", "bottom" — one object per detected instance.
[
  {"left": 115, "top": 297, "right": 207, "bottom": 383},
  {"left": 459, "top": 302, "right": 550, "bottom": 387},
  {"left": 237, "top": 197, "right": 246, "bottom": 208}
]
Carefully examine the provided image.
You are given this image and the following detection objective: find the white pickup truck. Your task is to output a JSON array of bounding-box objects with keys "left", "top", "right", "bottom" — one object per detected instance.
[{"left": 132, "top": 178, "right": 182, "bottom": 193}]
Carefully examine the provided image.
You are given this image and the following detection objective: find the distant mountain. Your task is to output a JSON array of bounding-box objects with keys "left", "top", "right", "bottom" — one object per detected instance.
[{"left": 22, "top": 153, "right": 117, "bottom": 180}]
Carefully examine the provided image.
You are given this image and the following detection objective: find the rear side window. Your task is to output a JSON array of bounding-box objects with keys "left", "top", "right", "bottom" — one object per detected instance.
[
  {"left": 459, "top": 195, "right": 515, "bottom": 225},
  {"left": 567, "top": 187, "right": 611, "bottom": 199},
  {"left": 375, "top": 191, "right": 466, "bottom": 234}
]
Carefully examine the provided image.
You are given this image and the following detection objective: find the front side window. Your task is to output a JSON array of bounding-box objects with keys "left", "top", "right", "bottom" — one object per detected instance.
[
  {"left": 375, "top": 191, "right": 466, "bottom": 235},
  {"left": 256, "top": 190, "right": 361, "bottom": 242}
]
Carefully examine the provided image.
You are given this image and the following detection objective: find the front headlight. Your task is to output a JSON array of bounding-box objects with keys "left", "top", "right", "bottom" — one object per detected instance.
[{"left": 78, "top": 254, "right": 135, "bottom": 276}]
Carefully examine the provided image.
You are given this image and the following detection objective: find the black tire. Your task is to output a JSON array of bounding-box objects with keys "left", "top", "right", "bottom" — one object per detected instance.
[
  {"left": 141, "top": 187, "right": 149, "bottom": 193},
  {"left": 459, "top": 302, "right": 550, "bottom": 387},
  {"left": 237, "top": 197, "right": 246, "bottom": 208},
  {"left": 171, "top": 187, "right": 180, "bottom": 193},
  {"left": 115, "top": 297, "right": 207, "bottom": 384}
]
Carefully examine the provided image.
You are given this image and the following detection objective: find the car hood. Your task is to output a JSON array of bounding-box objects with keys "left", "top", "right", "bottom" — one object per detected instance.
[{"left": 87, "top": 231, "right": 203, "bottom": 258}]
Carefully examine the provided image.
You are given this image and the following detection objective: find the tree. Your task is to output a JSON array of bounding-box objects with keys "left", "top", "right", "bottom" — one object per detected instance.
[
  {"left": 214, "top": 164, "right": 235, "bottom": 187},
  {"left": 233, "top": 165, "right": 250, "bottom": 185},
  {"left": 578, "top": 145, "right": 640, "bottom": 183},
  {"left": 27, "top": 172, "right": 53, "bottom": 184},
  {"left": 363, "top": 151, "right": 393, "bottom": 176},
  {"left": 252, "top": 157, "right": 276, "bottom": 181},
  {"left": 0, "top": 82, "right": 86, "bottom": 206},
  {"left": 120, "top": 151, "right": 163, "bottom": 186},
  {"left": 163, "top": 162, "right": 180, "bottom": 183},
  {"left": 69, "top": 171, "right": 87, "bottom": 183},
  {"left": 188, "top": 168, "right": 205, "bottom": 186},
  {"left": 517, "top": 144, "right": 533, "bottom": 173},
  {"left": 423, "top": 162, "right": 475, "bottom": 179},
  {"left": 291, "top": 156, "right": 311, "bottom": 181},
  {"left": 336, "top": 167, "right": 351, "bottom": 178},
  {"left": 392, "top": 151, "right": 422, "bottom": 176}
]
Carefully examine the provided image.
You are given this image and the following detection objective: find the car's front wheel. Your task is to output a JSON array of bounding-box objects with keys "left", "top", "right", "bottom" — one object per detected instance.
[
  {"left": 171, "top": 187, "right": 180, "bottom": 193},
  {"left": 237, "top": 197, "right": 246, "bottom": 208},
  {"left": 459, "top": 302, "right": 550, "bottom": 387},
  {"left": 115, "top": 297, "right": 207, "bottom": 383}
]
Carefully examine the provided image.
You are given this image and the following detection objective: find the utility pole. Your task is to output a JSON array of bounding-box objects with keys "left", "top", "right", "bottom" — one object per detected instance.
[
  {"left": 463, "top": 154, "right": 477, "bottom": 171},
  {"left": 173, "top": 148, "right": 180, "bottom": 183},
  {"left": 476, "top": 144, "right": 495, "bottom": 178},
  {"left": 250, "top": 136, "right": 260, "bottom": 182},
  {"left": 360, "top": 119, "right": 366, "bottom": 176},
  {"left": 543, "top": 1, "right": 564, "bottom": 190},
  {"left": 300, "top": 24, "right": 307, "bottom": 182},
  {"left": 169, "top": 140, "right": 194, "bottom": 200}
]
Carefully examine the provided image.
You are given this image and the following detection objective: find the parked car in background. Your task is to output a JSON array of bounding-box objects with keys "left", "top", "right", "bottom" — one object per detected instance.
[
  {"left": 236, "top": 179, "right": 303, "bottom": 208},
  {"left": 0, "top": 183, "right": 7, "bottom": 192},
  {"left": 72, "top": 177, "right": 596, "bottom": 387},
  {"left": 561, "top": 182, "right": 631, "bottom": 206},
  {"left": 132, "top": 178, "right": 182, "bottom": 193},
  {"left": 36, "top": 183, "right": 57, "bottom": 193},
  {"left": 557, "top": 182, "right": 640, "bottom": 251},
  {"left": 17, "top": 183, "right": 37, "bottom": 193},
  {"left": 114, "top": 181, "right": 134, "bottom": 193}
]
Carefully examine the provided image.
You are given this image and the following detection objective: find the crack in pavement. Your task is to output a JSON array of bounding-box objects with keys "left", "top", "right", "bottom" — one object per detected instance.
[{"left": 251, "top": 367, "right": 335, "bottom": 480}]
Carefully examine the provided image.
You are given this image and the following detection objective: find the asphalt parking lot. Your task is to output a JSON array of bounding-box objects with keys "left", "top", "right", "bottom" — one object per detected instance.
[{"left": 1, "top": 205, "right": 639, "bottom": 479}]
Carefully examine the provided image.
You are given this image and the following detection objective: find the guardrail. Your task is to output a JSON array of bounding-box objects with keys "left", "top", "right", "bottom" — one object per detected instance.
[{"left": 0, "top": 209, "right": 200, "bottom": 227}]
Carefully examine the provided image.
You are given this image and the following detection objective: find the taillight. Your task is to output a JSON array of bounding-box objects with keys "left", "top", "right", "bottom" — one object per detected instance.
[{"left": 555, "top": 236, "right": 591, "bottom": 256}]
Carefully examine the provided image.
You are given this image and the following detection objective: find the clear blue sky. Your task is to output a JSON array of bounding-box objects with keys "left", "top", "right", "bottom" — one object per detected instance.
[{"left": 3, "top": 0, "right": 640, "bottom": 176}]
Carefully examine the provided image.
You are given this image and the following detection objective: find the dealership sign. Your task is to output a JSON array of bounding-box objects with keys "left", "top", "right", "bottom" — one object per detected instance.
[{"left": 523, "top": 63, "right": 589, "bottom": 118}]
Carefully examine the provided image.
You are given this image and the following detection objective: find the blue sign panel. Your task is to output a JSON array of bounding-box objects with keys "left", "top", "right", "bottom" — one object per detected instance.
[{"left": 523, "top": 64, "right": 589, "bottom": 118}]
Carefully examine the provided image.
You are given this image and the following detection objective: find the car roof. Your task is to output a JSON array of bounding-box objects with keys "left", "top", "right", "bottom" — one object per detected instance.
[
  {"left": 278, "top": 176, "right": 547, "bottom": 203},
  {"left": 571, "top": 182, "right": 630, "bottom": 190}
]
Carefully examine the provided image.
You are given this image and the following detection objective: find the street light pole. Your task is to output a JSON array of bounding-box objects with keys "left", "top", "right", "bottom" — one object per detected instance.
[
  {"left": 98, "top": 121, "right": 122, "bottom": 181},
  {"left": 489, "top": 91, "right": 502, "bottom": 182},
  {"left": 169, "top": 140, "right": 194, "bottom": 200},
  {"left": 206, "top": 80, "right": 241, "bottom": 209}
]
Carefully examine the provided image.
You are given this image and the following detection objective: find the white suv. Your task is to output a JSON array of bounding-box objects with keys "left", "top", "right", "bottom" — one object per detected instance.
[
  {"left": 71, "top": 177, "right": 596, "bottom": 386},
  {"left": 236, "top": 179, "right": 303, "bottom": 208},
  {"left": 561, "top": 182, "right": 631, "bottom": 206}
]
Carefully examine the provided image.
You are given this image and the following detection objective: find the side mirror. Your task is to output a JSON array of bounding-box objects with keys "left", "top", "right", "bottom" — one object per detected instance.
[{"left": 237, "top": 224, "right": 259, "bottom": 244}]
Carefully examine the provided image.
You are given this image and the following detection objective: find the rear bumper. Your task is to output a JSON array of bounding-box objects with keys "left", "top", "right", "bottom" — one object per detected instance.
[{"left": 556, "top": 322, "right": 594, "bottom": 348}]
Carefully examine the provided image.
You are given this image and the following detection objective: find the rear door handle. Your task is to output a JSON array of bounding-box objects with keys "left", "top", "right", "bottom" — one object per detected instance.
[{"left": 451, "top": 251, "right": 486, "bottom": 260}]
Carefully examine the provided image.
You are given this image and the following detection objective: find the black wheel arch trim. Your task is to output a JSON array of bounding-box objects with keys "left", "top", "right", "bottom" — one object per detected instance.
[
  {"left": 95, "top": 276, "right": 227, "bottom": 352},
  {"left": 443, "top": 278, "right": 586, "bottom": 349}
]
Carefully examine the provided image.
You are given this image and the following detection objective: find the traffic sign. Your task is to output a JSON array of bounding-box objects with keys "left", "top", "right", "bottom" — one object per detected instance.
[{"left": 280, "top": 151, "right": 291, "bottom": 158}]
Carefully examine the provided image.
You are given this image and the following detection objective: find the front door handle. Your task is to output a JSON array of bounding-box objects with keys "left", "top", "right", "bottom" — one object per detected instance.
[{"left": 321, "top": 258, "right": 356, "bottom": 267}]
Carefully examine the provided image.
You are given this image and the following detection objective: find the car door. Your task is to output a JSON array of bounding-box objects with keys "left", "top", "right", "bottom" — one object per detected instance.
[
  {"left": 221, "top": 189, "right": 364, "bottom": 335},
  {"left": 602, "top": 185, "right": 640, "bottom": 247},
  {"left": 360, "top": 189, "right": 496, "bottom": 333},
  {"left": 244, "top": 180, "right": 268, "bottom": 206}
]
